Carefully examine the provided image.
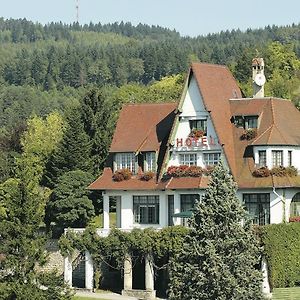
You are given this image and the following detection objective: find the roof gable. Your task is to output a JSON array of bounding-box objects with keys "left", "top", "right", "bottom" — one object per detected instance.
[{"left": 110, "top": 103, "right": 177, "bottom": 153}]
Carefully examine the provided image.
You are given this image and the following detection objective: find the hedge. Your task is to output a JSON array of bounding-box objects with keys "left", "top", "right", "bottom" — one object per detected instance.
[{"left": 261, "top": 222, "right": 300, "bottom": 288}]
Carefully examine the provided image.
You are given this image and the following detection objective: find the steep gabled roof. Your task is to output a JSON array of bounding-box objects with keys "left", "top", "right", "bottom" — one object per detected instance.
[
  {"left": 182, "top": 63, "right": 242, "bottom": 177},
  {"left": 110, "top": 103, "right": 177, "bottom": 152}
]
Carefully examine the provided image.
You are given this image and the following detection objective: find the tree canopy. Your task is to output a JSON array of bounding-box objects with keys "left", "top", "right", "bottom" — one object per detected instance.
[{"left": 168, "top": 163, "right": 263, "bottom": 300}]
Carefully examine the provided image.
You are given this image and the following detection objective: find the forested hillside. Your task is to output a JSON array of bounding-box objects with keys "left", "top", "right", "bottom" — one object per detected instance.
[{"left": 0, "top": 19, "right": 300, "bottom": 228}]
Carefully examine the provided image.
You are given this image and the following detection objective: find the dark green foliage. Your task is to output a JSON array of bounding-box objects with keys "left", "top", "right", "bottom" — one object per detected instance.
[
  {"left": 168, "top": 164, "right": 263, "bottom": 300},
  {"left": 45, "top": 170, "right": 95, "bottom": 228},
  {"left": 59, "top": 226, "right": 189, "bottom": 270},
  {"left": 81, "top": 88, "right": 119, "bottom": 175},
  {"left": 260, "top": 223, "right": 300, "bottom": 288},
  {"left": 0, "top": 172, "right": 72, "bottom": 300},
  {"left": 43, "top": 106, "right": 91, "bottom": 187}
]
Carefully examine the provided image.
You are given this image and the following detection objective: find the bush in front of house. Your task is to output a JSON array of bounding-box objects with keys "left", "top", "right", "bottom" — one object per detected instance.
[{"left": 260, "top": 222, "right": 300, "bottom": 288}]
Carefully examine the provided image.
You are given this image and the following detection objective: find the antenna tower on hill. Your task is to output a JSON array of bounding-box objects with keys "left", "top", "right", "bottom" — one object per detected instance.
[{"left": 76, "top": 0, "right": 79, "bottom": 23}]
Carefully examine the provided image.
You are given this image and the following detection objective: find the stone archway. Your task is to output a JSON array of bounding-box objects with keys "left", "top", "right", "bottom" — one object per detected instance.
[{"left": 290, "top": 192, "right": 300, "bottom": 217}]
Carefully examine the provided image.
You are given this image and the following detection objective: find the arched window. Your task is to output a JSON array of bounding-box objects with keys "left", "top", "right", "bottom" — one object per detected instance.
[{"left": 290, "top": 193, "right": 300, "bottom": 217}]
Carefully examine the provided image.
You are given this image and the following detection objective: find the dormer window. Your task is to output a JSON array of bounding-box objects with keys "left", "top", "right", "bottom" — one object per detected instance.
[
  {"left": 258, "top": 150, "right": 266, "bottom": 167},
  {"left": 189, "top": 119, "right": 207, "bottom": 136},
  {"left": 144, "top": 152, "right": 156, "bottom": 172},
  {"left": 233, "top": 115, "right": 258, "bottom": 129},
  {"left": 245, "top": 116, "right": 258, "bottom": 129},
  {"left": 115, "top": 153, "right": 136, "bottom": 173},
  {"left": 272, "top": 150, "right": 283, "bottom": 167}
]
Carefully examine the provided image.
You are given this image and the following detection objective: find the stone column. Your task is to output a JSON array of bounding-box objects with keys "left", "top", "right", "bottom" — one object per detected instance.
[
  {"left": 173, "top": 193, "right": 181, "bottom": 226},
  {"left": 145, "top": 254, "right": 154, "bottom": 291},
  {"left": 64, "top": 256, "right": 72, "bottom": 287},
  {"left": 85, "top": 251, "right": 94, "bottom": 291},
  {"left": 103, "top": 194, "right": 110, "bottom": 230},
  {"left": 123, "top": 253, "right": 132, "bottom": 291},
  {"left": 261, "top": 257, "right": 272, "bottom": 299}
]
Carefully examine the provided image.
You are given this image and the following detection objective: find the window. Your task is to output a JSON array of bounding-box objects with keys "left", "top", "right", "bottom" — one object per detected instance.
[
  {"left": 189, "top": 119, "right": 207, "bottom": 135},
  {"left": 203, "top": 152, "right": 221, "bottom": 166},
  {"left": 168, "top": 195, "right": 174, "bottom": 226},
  {"left": 258, "top": 150, "right": 266, "bottom": 167},
  {"left": 272, "top": 150, "right": 283, "bottom": 167},
  {"left": 179, "top": 153, "right": 197, "bottom": 166},
  {"left": 290, "top": 193, "right": 300, "bottom": 217},
  {"left": 243, "top": 193, "right": 270, "bottom": 225},
  {"left": 133, "top": 195, "right": 159, "bottom": 224},
  {"left": 144, "top": 152, "right": 156, "bottom": 172},
  {"left": 245, "top": 116, "right": 258, "bottom": 129},
  {"left": 180, "top": 194, "right": 200, "bottom": 226},
  {"left": 115, "top": 153, "right": 136, "bottom": 173},
  {"left": 180, "top": 194, "right": 200, "bottom": 212},
  {"left": 234, "top": 116, "right": 258, "bottom": 129},
  {"left": 234, "top": 116, "right": 244, "bottom": 128},
  {"left": 288, "top": 151, "right": 292, "bottom": 166}
]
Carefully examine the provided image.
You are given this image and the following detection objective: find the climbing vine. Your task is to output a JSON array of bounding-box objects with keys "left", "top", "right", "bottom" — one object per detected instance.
[{"left": 59, "top": 225, "right": 189, "bottom": 271}]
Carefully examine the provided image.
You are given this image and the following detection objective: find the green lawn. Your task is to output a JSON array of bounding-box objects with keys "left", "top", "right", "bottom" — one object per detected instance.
[
  {"left": 73, "top": 297, "right": 107, "bottom": 300},
  {"left": 272, "top": 287, "right": 300, "bottom": 300}
]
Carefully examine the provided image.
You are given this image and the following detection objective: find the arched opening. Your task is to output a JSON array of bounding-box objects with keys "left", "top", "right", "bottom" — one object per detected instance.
[{"left": 290, "top": 193, "right": 300, "bottom": 217}]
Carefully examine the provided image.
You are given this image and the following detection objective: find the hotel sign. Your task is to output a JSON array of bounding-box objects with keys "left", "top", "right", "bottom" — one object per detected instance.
[{"left": 174, "top": 135, "right": 219, "bottom": 148}]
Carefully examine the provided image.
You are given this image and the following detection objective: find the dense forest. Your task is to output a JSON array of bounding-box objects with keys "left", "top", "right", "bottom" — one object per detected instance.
[{"left": 0, "top": 18, "right": 300, "bottom": 298}]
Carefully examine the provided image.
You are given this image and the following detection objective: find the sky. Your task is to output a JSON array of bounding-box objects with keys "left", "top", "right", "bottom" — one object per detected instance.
[{"left": 0, "top": 0, "right": 299, "bottom": 37}]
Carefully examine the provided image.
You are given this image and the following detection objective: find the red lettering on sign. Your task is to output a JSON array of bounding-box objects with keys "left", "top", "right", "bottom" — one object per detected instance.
[
  {"left": 201, "top": 136, "right": 208, "bottom": 145},
  {"left": 185, "top": 137, "right": 192, "bottom": 147},
  {"left": 176, "top": 138, "right": 183, "bottom": 147}
]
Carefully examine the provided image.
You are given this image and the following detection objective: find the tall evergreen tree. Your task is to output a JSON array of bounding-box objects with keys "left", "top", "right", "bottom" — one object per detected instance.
[
  {"left": 168, "top": 163, "right": 263, "bottom": 300},
  {"left": 43, "top": 106, "right": 91, "bottom": 188},
  {"left": 81, "top": 88, "right": 119, "bottom": 175}
]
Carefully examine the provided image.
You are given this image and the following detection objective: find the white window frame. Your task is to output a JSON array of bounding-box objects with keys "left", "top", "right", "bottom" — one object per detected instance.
[
  {"left": 144, "top": 152, "right": 156, "bottom": 172},
  {"left": 272, "top": 150, "right": 283, "bottom": 167},
  {"left": 258, "top": 150, "right": 267, "bottom": 167},
  {"left": 179, "top": 153, "right": 197, "bottom": 166},
  {"left": 203, "top": 152, "right": 221, "bottom": 166},
  {"left": 133, "top": 195, "right": 159, "bottom": 224},
  {"left": 115, "top": 152, "right": 136, "bottom": 173}
]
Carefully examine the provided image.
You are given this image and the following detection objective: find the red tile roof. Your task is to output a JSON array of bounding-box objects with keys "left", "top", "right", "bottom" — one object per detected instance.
[
  {"left": 110, "top": 103, "right": 177, "bottom": 152},
  {"left": 90, "top": 63, "right": 300, "bottom": 191}
]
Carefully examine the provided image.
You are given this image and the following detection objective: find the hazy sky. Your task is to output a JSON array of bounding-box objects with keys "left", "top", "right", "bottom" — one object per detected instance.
[{"left": 0, "top": 0, "right": 299, "bottom": 37}]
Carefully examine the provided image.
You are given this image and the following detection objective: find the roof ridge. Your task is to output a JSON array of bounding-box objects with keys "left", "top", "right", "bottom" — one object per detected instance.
[
  {"left": 251, "top": 124, "right": 273, "bottom": 144},
  {"left": 124, "top": 102, "right": 177, "bottom": 107}
]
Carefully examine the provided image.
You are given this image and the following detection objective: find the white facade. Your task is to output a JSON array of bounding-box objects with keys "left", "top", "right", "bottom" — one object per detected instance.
[
  {"left": 168, "top": 76, "right": 225, "bottom": 168},
  {"left": 253, "top": 145, "right": 300, "bottom": 169},
  {"left": 101, "top": 73, "right": 300, "bottom": 230}
]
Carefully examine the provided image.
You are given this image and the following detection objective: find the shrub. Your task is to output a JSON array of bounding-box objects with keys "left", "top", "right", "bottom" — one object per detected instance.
[
  {"left": 260, "top": 223, "right": 300, "bottom": 288},
  {"left": 164, "top": 165, "right": 216, "bottom": 179},
  {"left": 240, "top": 128, "right": 257, "bottom": 140},
  {"left": 252, "top": 167, "right": 270, "bottom": 177},
  {"left": 271, "top": 166, "right": 287, "bottom": 177},
  {"left": 140, "top": 171, "right": 155, "bottom": 181},
  {"left": 112, "top": 168, "right": 132, "bottom": 181},
  {"left": 189, "top": 128, "right": 205, "bottom": 138},
  {"left": 286, "top": 166, "right": 298, "bottom": 177},
  {"left": 185, "top": 165, "right": 203, "bottom": 177}
]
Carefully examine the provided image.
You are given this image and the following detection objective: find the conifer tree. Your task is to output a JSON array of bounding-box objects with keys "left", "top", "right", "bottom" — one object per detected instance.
[
  {"left": 168, "top": 163, "right": 263, "bottom": 300},
  {"left": 43, "top": 106, "right": 91, "bottom": 188}
]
